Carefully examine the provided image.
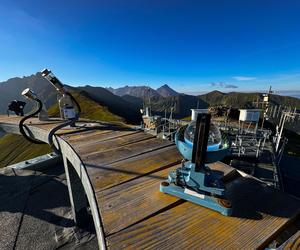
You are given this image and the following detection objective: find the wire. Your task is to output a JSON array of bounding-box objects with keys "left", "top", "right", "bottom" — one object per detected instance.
[
  {"left": 19, "top": 99, "right": 45, "bottom": 144},
  {"left": 19, "top": 91, "right": 81, "bottom": 154},
  {"left": 47, "top": 91, "right": 81, "bottom": 155}
]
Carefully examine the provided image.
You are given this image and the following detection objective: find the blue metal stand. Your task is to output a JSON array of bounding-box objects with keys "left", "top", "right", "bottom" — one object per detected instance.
[
  {"left": 160, "top": 113, "right": 232, "bottom": 216},
  {"left": 160, "top": 161, "right": 232, "bottom": 215}
]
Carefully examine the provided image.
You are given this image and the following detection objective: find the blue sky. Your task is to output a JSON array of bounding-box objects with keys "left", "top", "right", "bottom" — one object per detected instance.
[{"left": 0, "top": 0, "right": 300, "bottom": 94}]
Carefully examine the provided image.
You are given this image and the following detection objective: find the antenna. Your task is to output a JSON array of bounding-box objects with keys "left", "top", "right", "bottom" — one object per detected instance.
[{"left": 261, "top": 85, "right": 272, "bottom": 129}]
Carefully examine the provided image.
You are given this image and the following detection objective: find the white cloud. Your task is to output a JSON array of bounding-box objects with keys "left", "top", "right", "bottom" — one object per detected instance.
[
  {"left": 233, "top": 76, "right": 256, "bottom": 81},
  {"left": 210, "top": 82, "right": 238, "bottom": 88}
]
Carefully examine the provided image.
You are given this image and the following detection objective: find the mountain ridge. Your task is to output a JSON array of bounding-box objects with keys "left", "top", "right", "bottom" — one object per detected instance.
[
  {"left": 1, "top": 73, "right": 299, "bottom": 122},
  {"left": 106, "top": 84, "right": 180, "bottom": 98},
  {"left": 106, "top": 85, "right": 160, "bottom": 98},
  {"left": 156, "top": 84, "right": 179, "bottom": 97}
]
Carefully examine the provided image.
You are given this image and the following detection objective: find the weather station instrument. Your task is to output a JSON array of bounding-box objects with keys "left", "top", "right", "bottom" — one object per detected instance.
[
  {"left": 18, "top": 88, "right": 48, "bottom": 144},
  {"left": 40, "top": 69, "right": 82, "bottom": 154},
  {"left": 41, "top": 69, "right": 79, "bottom": 122},
  {"left": 160, "top": 113, "right": 232, "bottom": 216},
  {"left": 21, "top": 88, "right": 49, "bottom": 121}
]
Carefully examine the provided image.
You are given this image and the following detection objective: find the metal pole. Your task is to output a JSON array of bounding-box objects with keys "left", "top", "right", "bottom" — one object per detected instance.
[
  {"left": 276, "top": 114, "right": 287, "bottom": 152},
  {"left": 192, "top": 113, "right": 211, "bottom": 172},
  {"left": 269, "top": 105, "right": 273, "bottom": 117},
  {"left": 277, "top": 105, "right": 281, "bottom": 118},
  {"left": 273, "top": 105, "right": 277, "bottom": 118},
  {"left": 256, "top": 139, "right": 261, "bottom": 158},
  {"left": 261, "top": 110, "right": 265, "bottom": 130}
]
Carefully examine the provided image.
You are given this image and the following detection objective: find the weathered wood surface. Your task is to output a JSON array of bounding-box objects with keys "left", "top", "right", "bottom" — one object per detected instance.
[
  {"left": 280, "top": 230, "right": 300, "bottom": 250},
  {"left": 0, "top": 116, "right": 300, "bottom": 249}
]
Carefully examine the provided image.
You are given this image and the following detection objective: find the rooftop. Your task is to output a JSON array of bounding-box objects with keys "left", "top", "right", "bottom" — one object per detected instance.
[{"left": 0, "top": 162, "right": 98, "bottom": 249}]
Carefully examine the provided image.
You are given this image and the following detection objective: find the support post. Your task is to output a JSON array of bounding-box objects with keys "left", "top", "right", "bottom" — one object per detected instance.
[
  {"left": 63, "top": 155, "right": 89, "bottom": 228},
  {"left": 273, "top": 105, "right": 277, "bottom": 118},
  {"left": 276, "top": 114, "right": 287, "bottom": 153},
  {"left": 192, "top": 113, "right": 211, "bottom": 172}
]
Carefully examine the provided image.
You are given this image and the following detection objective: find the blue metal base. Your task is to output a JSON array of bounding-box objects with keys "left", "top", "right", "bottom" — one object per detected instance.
[
  {"left": 160, "top": 183, "right": 232, "bottom": 216},
  {"left": 160, "top": 161, "right": 232, "bottom": 216},
  {"left": 162, "top": 120, "right": 232, "bottom": 216}
]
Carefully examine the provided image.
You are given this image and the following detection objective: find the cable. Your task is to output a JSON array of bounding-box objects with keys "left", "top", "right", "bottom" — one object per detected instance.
[
  {"left": 19, "top": 99, "right": 45, "bottom": 144},
  {"left": 47, "top": 91, "right": 81, "bottom": 155},
  {"left": 19, "top": 90, "right": 81, "bottom": 154}
]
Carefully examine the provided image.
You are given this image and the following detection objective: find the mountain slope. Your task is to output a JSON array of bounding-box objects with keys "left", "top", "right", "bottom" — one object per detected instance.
[
  {"left": 107, "top": 86, "right": 160, "bottom": 98},
  {"left": 0, "top": 134, "right": 51, "bottom": 168},
  {"left": 121, "top": 93, "right": 208, "bottom": 118},
  {"left": 121, "top": 94, "right": 144, "bottom": 107},
  {"left": 156, "top": 84, "right": 178, "bottom": 97},
  {"left": 199, "top": 90, "right": 226, "bottom": 105},
  {"left": 107, "top": 84, "right": 179, "bottom": 98},
  {"left": 149, "top": 94, "right": 208, "bottom": 118},
  {"left": 78, "top": 86, "right": 141, "bottom": 124},
  {"left": 199, "top": 91, "right": 300, "bottom": 109},
  {"left": 48, "top": 89, "right": 124, "bottom": 122}
]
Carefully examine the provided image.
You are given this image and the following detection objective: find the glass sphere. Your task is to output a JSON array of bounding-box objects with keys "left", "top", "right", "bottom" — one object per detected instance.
[{"left": 184, "top": 121, "right": 222, "bottom": 151}]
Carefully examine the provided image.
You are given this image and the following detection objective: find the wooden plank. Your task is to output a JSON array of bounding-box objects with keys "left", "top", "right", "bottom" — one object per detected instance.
[
  {"left": 0, "top": 116, "right": 82, "bottom": 135},
  {"left": 0, "top": 117, "right": 62, "bottom": 131},
  {"left": 0, "top": 117, "right": 55, "bottom": 126},
  {"left": 24, "top": 119, "right": 64, "bottom": 130},
  {"left": 107, "top": 175, "right": 300, "bottom": 249},
  {"left": 65, "top": 129, "right": 137, "bottom": 144},
  {"left": 81, "top": 137, "right": 173, "bottom": 166},
  {"left": 0, "top": 116, "right": 20, "bottom": 123},
  {"left": 62, "top": 129, "right": 113, "bottom": 141},
  {"left": 89, "top": 146, "right": 182, "bottom": 191},
  {"left": 97, "top": 165, "right": 181, "bottom": 235},
  {"left": 73, "top": 132, "right": 154, "bottom": 155},
  {"left": 281, "top": 231, "right": 300, "bottom": 250}
]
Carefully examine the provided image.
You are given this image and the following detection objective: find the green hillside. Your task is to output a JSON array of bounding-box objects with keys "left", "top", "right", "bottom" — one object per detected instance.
[
  {"left": 48, "top": 90, "right": 124, "bottom": 122},
  {"left": 0, "top": 134, "right": 51, "bottom": 168},
  {"left": 78, "top": 86, "right": 142, "bottom": 124}
]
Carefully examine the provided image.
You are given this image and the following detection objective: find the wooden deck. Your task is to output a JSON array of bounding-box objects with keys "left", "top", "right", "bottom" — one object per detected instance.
[{"left": 0, "top": 116, "right": 300, "bottom": 249}]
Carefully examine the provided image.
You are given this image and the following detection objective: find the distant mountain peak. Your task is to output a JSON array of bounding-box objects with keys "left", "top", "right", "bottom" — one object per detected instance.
[
  {"left": 209, "top": 90, "right": 225, "bottom": 95},
  {"left": 156, "top": 84, "right": 178, "bottom": 97},
  {"left": 106, "top": 85, "right": 159, "bottom": 98}
]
